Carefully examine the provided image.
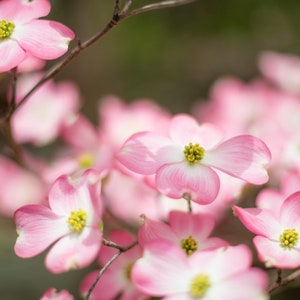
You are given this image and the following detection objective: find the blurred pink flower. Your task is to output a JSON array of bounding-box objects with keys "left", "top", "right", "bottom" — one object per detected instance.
[
  {"left": 14, "top": 169, "right": 103, "bottom": 273},
  {"left": 11, "top": 73, "right": 80, "bottom": 145},
  {"left": 103, "top": 169, "right": 162, "bottom": 225},
  {"left": 0, "top": 0, "right": 74, "bottom": 72},
  {"left": 117, "top": 114, "right": 271, "bottom": 205},
  {"left": 132, "top": 241, "right": 268, "bottom": 299},
  {"left": 259, "top": 51, "right": 300, "bottom": 94},
  {"left": 0, "top": 155, "right": 46, "bottom": 217},
  {"left": 40, "top": 288, "right": 74, "bottom": 300},
  {"left": 234, "top": 191, "right": 300, "bottom": 269}
]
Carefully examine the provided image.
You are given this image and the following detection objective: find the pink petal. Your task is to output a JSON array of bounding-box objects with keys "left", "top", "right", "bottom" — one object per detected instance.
[
  {"left": 138, "top": 216, "right": 177, "bottom": 247},
  {"left": 45, "top": 227, "right": 102, "bottom": 273},
  {"left": 280, "top": 191, "right": 300, "bottom": 228},
  {"left": 131, "top": 240, "right": 190, "bottom": 295},
  {"left": 233, "top": 206, "right": 281, "bottom": 238},
  {"left": 190, "top": 245, "right": 252, "bottom": 281},
  {"left": 204, "top": 135, "right": 271, "bottom": 184},
  {"left": 15, "top": 20, "right": 74, "bottom": 59},
  {"left": 156, "top": 162, "right": 220, "bottom": 204},
  {"left": 3, "top": 0, "right": 51, "bottom": 22},
  {"left": 41, "top": 287, "right": 74, "bottom": 300},
  {"left": 256, "top": 188, "right": 284, "bottom": 217},
  {"left": 208, "top": 268, "right": 268, "bottom": 300},
  {"left": 117, "top": 131, "right": 181, "bottom": 175},
  {"left": 48, "top": 169, "right": 101, "bottom": 218},
  {"left": 14, "top": 205, "right": 68, "bottom": 258},
  {"left": 0, "top": 39, "right": 26, "bottom": 72},
  {"left": 168, "top": 211, "right": 216, "bottom": 242},
  {"left": 61, "top": 114, "right": 100, "bottom": 150},
  {"left": 169, "top": 114, "right": 223, "bottom": 148},
  {"left": 201, "top": 237, "right": 230, "bottom": 250},
  {"left": 254, "top": 236, "right": 300, "bottom": 269}
]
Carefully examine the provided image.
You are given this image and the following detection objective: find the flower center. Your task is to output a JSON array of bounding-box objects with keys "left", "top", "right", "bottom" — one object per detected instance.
[
  {"left": 184, "top": 143, "right": 205, "bottom": 163},
  {"left": 279, "top": 228, "right": 299, "bottom": 249},
  {"left": 67, "top": 208, "right": 87, "bottom": 232},
  {"left": 189, "top": 274, "right": 211, "bottom": 298},
  {"left": 77, "top": 153, "right": 95, "bottom": 168},
  {"left": 0, "top": 20, "right": 15, "bottom": 39},
  {"left": 181, "top": 235, "right": 198, "bottom": 255}
]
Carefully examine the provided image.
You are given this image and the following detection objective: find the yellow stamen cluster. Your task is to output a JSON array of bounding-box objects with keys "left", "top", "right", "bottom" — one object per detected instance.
[
  {"left": 67, "top": 208, "right": 87, "bottom": 233},
  {"left": 181, "top": 235, "right": 198, "bottom": 255},
  {"left": 280, "top": 228, "right": 299, "bottom": 249},
  {"left": 184, "top": 143, "right": 205, "bottom": 163},
  {"left": 0, "top": 20, "right": 15, "bottom": 39},
  {"left": 77, "top": 153, "right": 95, "bottom": 168},
  {"left": 189, "top": 274, "right": 211, "bottom": 298}
]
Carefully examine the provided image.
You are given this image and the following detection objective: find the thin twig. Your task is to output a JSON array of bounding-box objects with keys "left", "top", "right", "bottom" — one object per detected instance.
[
  {"left": 183, "top": 192, "right": 193, "bottom": 213},
  {"left": 84, "top": 251, "right": 121, "bottom": 300},
  {"left": 85, "top": 239, "right": 138, "bottom": 300},
  {"left": 119, "top": 0, "right": 198, "bottom": 19},
  {"left": 268, "top": 268, "right": 300, "bottom": 293},
  {"left": 13, "top": 0, "right": 198, "bottom": 114}
]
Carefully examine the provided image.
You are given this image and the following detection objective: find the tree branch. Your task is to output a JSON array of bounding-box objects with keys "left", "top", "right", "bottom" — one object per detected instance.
[
  {"left": 13, "top": 0, "right": 198, "bottom": 114},
  {"left": 268, "top": 268, "right": 300, "bottom": 294},
  {"left": 120, "top": 0, "right": 198, "bottom": 19}
]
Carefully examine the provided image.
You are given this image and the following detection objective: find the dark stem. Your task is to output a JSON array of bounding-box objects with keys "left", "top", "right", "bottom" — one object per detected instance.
[
  {"left": 268, "top": 268, "right": 300, "bottom": 294},
  {"left": 10, "top": 67, "right": 18, "bottom": 110},
  {"left": 183, "top": 193, "right": 193, "bottom": 213},
  {"left": 119, "top": 0, "right": 198, "bottom": 19},
  {"left": 85, "top": 239, "right": 138, "bottom": 300}
]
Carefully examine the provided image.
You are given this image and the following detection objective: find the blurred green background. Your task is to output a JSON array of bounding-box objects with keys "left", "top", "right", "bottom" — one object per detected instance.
[{"left": 2, "top": 0, "right": 300, "bottom": 299}]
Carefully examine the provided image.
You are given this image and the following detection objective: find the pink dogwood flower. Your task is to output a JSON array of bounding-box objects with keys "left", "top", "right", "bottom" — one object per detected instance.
[
  {"left": 14, "top": 169, "right": 103, "bottom": 273},
  {"left": 117, "top": 114, "right": 271, "bottom": 204},
  {"left": 138, "top": 211, "right": 229, "bottom": 254},
  {"left": 40, "top": 288, "right": 74, "bottom": 300},
  {"left": 234, "top": 191, "right": 300, "bottom": 269},
  {"left": 132, "top": 241, "right": 269, "bottom": 299},
  {"left": 0, "top": 0, "right": 74, "bottom": 72}
]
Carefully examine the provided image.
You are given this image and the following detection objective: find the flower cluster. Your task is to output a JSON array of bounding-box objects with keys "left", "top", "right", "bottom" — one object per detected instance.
[{"left": 1, "top": 0, "right": 300, "bottom": 299}]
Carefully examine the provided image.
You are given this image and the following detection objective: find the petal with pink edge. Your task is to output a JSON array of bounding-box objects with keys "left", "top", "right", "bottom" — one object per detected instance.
[
  {"left": 138, "top": 216, "right": 177, "bottom": 246},
  {"left": 169, "top": 114, "right": 223, "bottom": 148},
  {"left": 0, "top": 40, "right": 26, "bottom": 72},
  {"left": 156, "top": 162, "right": 220, "bottom": 204},
  {"left": 45, "top": 227, "right": 102, "bottom": 273},
  {"left": 280, "top": 191, "right": 300, "bottom": 228},
  {"left": 4, "top": 0, "right": 50, "bottom": 22},
  {"left": 208, "top": 268, "right": 268, "bottom": 300},
  {"left": 203, "top": 135, "right": 271, "bottom": 184},
  {"left": 48, "top": 169, "right": 101, "bottom": 217},
  {"left": 131, "top": 240, "right": 190, "bottom": 295},
  {"left": 14, "top": 205, "right": 68, "bottom": 258},
  {"left": 190, "top": 245, "right": 252, "bottom": 281},
  {"left": 168, "top": 211, "right": 215, "bottom": 241},
  {"left": 233, "top": 206, "right": 282, "bottom": 238},
  {"left": 14, "top": 20, "right": 74, "bottom": 59},
  {"left": 117, "top": 131, "right": 181, "bottom": 175},
  {"left": 254, "top": 235, "right": 300, "bottom": 269}
]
